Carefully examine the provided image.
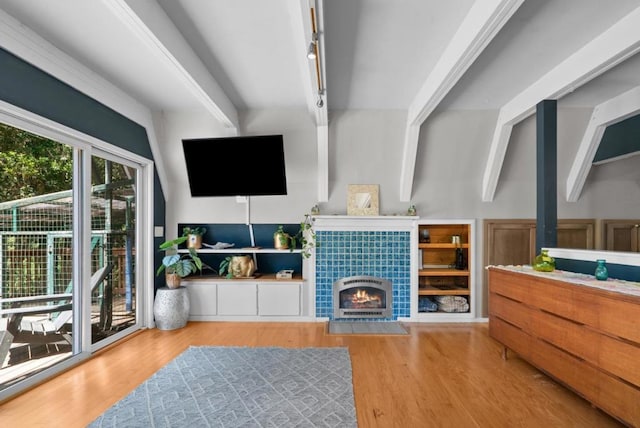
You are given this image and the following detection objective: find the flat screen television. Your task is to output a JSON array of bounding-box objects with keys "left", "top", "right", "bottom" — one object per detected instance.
[{"left": 182, "top": 135, "right": 287, "bottom": 197}]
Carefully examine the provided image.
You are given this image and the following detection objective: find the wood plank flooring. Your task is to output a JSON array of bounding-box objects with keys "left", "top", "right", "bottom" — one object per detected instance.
[{"left": 0, "top": 322, "right": 625, "bottom": 427}]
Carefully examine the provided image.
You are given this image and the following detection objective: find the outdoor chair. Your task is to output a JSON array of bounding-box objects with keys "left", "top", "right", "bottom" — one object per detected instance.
[{"left": 18, "top": 263, "right": 113, "bottom": 338}]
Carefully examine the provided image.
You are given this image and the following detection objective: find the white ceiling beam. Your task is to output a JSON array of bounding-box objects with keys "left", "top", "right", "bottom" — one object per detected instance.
[
  {"left": 399, "top": 0, "right": 524, "bottom": 202},
  {"left": 0, "top": 8, "right": 171, "bottom": 200},
  {"left": 105, "top": 0, "right": 238, "bottom": 130},
  {"left": 287, "top": 0, "right": 328, "bottom": 202},
  {"left": 566, "top": 85, "right": 640, "bottom": 202},
  {"left": 482, "top": 6, "right": 640, "bottom": 202}
]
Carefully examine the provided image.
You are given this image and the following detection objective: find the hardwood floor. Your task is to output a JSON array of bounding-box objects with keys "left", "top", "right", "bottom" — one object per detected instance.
[{"left": 0, "top": 322, "right": 625, "bottom": 427}]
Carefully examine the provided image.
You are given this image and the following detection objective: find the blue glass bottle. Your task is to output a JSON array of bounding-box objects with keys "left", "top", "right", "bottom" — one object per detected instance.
[{"left": 594, "top": 259, "right": 608, "bottom": 281}]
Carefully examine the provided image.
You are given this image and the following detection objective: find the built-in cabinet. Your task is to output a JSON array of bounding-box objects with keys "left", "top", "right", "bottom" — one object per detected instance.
[
  {"left": 183, "top": 276, "right": 304, "bottom": 320},
  {"left": 415, "top": 219, "right": 475, "bottom": 320},
  {"left": 174, "top": 223, "right": 310, "bottom": 320},
  {"left": 601, "top": 219, "right": 640, "bottom": 252}
]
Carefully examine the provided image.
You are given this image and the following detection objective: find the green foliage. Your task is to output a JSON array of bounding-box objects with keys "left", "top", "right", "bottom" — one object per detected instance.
[
  {"left": 273, "top": 225, "right": 290, "bottom": 247},
  {"left": 0, "top": 123, "right": 73, "bottom": 201},
  {"left": 183, "top": 226, "right": 207, "bottom": 236},
  {"left": 290, "top": 214, "right": 316, "bottom": 259},
  {"left": 156, "top": 235, "right": 203, "bottom": 278},
  {"left": 218, "top": 256, "right": 233, "bottom": 279}
]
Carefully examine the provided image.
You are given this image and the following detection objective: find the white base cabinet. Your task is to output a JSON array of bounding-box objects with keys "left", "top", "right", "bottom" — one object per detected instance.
[
  {"left": 183, "top": 278, "right": 304, "bottom": 320},
  {"left": 258, "top": 283, "right": 300, "bottom": 316},
  {"left": 217, "top": 282, "right": 258, "bottom": 316},
  {"left": 187, "top": 281, "right": 218, "bottom": 316}
]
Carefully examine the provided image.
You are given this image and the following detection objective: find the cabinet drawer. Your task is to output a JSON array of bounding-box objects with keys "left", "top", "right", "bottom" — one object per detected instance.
[
  {"left": 258, "top": 283, "right": 301, "bottom": 316},
  {"left": 217, "top": 283, "right": 257, "bottom": 316}
]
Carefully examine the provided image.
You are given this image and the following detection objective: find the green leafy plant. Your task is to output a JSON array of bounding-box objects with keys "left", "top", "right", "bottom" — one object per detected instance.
[
  {"left": 156, "top": 235, "right": 203, "bottom": 277},
  {"left": 273, "top": 225, "right": 291, "bottom": 248},
  {"left": 290, "top": 214, "right": 316, "bottom": 259},
  {"left": 218, "top": 256, "right": 233, "bottom": 279},
  {"left": 182, "top": 226, "right": 207, "bottom": 236}
]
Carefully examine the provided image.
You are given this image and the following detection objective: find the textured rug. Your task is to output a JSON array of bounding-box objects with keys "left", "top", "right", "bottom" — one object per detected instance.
[
  {"left": 89, "top": 346, "right": 357, "bottom": 428},
  {"left": 328, "top": 321, "right": 408, "bottom": 335}
]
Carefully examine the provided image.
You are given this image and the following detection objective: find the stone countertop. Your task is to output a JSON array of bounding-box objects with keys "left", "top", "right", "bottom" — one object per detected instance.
[{"left": 487, "top": 264, "right": 640, "bottom": 298}]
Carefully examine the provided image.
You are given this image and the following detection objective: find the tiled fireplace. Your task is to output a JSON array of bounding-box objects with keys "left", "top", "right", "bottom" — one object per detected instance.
[{"left": 312, "top": 216, "right": 414, "bottom": 320}]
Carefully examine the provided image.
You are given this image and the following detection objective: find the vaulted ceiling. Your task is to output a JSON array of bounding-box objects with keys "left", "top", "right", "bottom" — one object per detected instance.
[{"left": 1, "top": 0, "right": 640, "bottom": 202}]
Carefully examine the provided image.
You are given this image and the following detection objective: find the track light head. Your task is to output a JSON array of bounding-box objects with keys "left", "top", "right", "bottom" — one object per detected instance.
[
  {"left": 316, "top": 95, "right": 324, "bottom": 108},
  {"left": 307, "top": 42, "right": 316, "bottom": 60}
]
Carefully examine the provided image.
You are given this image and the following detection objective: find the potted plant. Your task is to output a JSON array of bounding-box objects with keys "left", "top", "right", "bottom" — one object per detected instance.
[
  {"left": 290, "top": 214, "right": 316, "bottom": 259},
  {"left": 273, "top": 225, "right": 291, "bottom": 250},
  {"left": 156, "top": 235, "right": 203, "bottom": 288},
  {"left": 182, "top": 226, "right": 207, "bottom": 249}
]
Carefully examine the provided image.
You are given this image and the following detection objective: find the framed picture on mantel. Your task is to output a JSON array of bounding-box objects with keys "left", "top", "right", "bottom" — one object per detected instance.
[{"left": 347, "top": 184, "right": 379, "bottom": 216}]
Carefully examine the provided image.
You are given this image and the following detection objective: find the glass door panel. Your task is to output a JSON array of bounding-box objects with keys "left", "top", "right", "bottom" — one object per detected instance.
[
  {"left": 90, "top": 155, "right": 137, "bottom": 346},
  {"left": 0, "top": 123, "right": 74, "bottom": 390}
]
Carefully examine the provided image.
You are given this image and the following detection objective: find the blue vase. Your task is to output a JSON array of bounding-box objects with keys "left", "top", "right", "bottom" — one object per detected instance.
[{"left": 594, "top": 259, "right": 608, "bottom": 281}]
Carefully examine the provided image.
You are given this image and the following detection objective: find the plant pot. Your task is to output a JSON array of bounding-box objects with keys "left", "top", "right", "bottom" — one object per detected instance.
[
  {"left": 165, "top": 273, "right": 182, "bottom": 289},
  {"left": 274, "top": 232, "right": 290, "bottom": 250},
  {"left": 186, "top": 234, "right": 202, "bottom": 249},
  {"left": 229, "top": 255, "right": 256, "bottom": 278}
]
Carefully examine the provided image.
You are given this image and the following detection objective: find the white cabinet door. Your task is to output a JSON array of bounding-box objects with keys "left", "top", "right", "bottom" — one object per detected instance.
[
  {"left": 185, "top": 281, "right": 217, "bottom": 316},
  {"left": 217, "top": 282, "right": 257, "bottom": 315},
  {"left": 258, "top": 282, "right": 301, "bottom": 316}
]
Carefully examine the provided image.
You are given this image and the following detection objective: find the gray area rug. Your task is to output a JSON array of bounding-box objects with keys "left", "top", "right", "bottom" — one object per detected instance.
[
  {"left": 328, "top": 321, "right": 408, "bottom": 335},
  {"left": 89, "top": 346, "right": 357, "bottom": 428}
]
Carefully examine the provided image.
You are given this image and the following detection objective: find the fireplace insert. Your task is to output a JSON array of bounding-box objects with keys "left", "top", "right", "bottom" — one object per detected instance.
[{"left": 333, "top": 275, "right": 392, "bottom": 319}]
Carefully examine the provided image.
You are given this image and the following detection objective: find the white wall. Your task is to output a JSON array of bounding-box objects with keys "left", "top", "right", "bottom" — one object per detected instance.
[
  {"left": 161, "top": 109, "right": 318, "bottom": 235},
  {"left": 158, "top": 106, "right": 640, "bottom": 316}
]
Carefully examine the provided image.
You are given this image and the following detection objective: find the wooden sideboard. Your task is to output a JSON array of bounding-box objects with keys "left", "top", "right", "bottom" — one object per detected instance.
[{"left": 488, "top": 266, "right": 640, "bottom": 427}]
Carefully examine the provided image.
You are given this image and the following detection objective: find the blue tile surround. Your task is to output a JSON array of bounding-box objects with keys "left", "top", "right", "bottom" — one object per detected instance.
[{"left": 315, "top": 230, "right": 411, "bottom": 320}]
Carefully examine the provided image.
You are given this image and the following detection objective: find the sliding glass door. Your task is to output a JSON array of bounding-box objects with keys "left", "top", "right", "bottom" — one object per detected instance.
[
  {"left": 89, "top": 153, "right": 138, "bottom": 346},
  {"left": 0, "top": 118, "right": 148, "bottom": 397}
]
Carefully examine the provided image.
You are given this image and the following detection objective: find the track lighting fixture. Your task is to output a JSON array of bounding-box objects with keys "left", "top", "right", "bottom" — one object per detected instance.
[
  {"left": 308, "top": 7, "right": 324, "bottom": 109},
  {"left": 307, "top": 42, "right": 316, "bottom": 60}
]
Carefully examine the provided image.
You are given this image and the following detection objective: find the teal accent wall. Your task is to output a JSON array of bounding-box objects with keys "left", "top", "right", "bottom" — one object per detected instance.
[
  {"left": 0, "top": 47, "right": 166, "bottom": 289},
  {"left": 595, "top": 114, "right": 640, "bottom": 162}
]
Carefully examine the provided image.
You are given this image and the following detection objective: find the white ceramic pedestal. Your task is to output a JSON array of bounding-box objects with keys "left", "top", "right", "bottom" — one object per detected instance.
[{"left": 153, "top": 286, "right": 190, "bottom": 330}]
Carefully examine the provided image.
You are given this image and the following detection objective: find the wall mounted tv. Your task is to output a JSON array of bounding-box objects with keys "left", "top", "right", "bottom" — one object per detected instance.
[{"left": 182, "top": 135, "right": 287, "bottom": 197}]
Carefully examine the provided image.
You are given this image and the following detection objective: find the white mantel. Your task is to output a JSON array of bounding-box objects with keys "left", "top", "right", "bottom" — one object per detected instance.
[{"left": 311, "top": 215, "right": 418, "bottom": 231}]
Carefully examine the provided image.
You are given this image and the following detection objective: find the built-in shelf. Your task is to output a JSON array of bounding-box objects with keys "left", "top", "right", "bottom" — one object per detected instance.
[
  {"left": 418, "top": 243, "right": 470, "bottom": 249},
  {"left": 418, "top": 287, "right": 471, "bottom": 296},
  {"left": 418, "top": 268, "right": 469, "bottom": 276},
  {"left": 178, "top": 248, "right": 302, "bottom": 254}
]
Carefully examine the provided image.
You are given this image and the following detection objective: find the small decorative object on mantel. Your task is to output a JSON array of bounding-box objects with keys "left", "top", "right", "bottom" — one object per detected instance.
[
  {"left": 594, "top": 259, "right": 608, "bottom": 280},
  {"left": 311, "top": 204, "right": 320, "bottom": 215},
  {"left": 347, "top": 184, "right": 379, "bottom": 216},
  {"left": 407, "top": 204, "right": 417, "bottom": 216},
  {"left": 532, "top": 249, "right": 555, "bottom": 272}
]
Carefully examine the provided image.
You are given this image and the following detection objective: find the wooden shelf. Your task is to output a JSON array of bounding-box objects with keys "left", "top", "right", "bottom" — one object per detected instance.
[
  {"left": 178, "top": 248, "right": 302, "bottom": 254},
  {"left": 419, "top": 268, "right": 469, "bottom": 276},
  {"left": 418, "top": 243, "right": 469, "bottom": 249},
  {"left": 418, "top": 287, "right": 470, "bottom": 296}
]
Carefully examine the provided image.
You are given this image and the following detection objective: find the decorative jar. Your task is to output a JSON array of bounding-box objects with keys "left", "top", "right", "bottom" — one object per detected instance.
[
  {"left": 533, "top": 249, "right": 555, "bottom": 272},
  {"left": 594, "top": 259, "right": 608, "bottom": 281}
]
